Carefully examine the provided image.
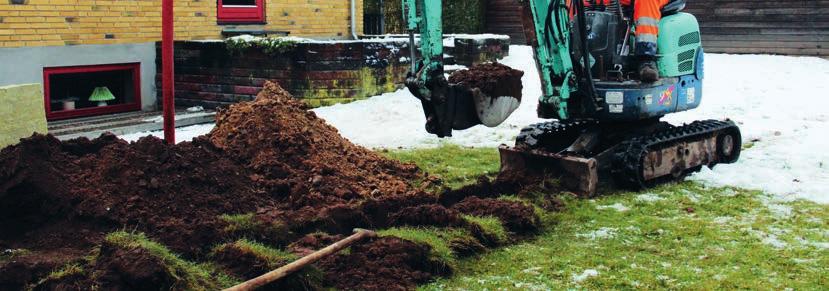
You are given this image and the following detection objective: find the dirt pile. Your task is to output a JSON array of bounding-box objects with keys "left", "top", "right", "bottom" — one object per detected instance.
[
  {"left": 209, "top": 81, "right": 421, "bottom": 208},
  {"left": 449, "top": 62, "right": 524, "bottom": 100},
  {"left": 0, "top": 81, "right": 543, "bottom": 290}
]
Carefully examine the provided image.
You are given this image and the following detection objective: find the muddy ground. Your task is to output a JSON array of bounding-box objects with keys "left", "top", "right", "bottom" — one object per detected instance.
[{"left": 0, "top": 81, "right": 544, "bottom": 290}]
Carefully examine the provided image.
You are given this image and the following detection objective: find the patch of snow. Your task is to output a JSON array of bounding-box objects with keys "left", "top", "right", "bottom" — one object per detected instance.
[
  {"left": 572, "top": 269, "right": 599, "bottom": 283},
  {"left": 635, "top": 193, "right": 665, "bottom": 203},
  {"left": 596, "top": 203, "right": 629, "bottom": 212},
  {"left": 753, "top": 230, "right": 788, "bottom": 249},
  {"left": 513, "top": 282, "right": 549, "bottom": 290},
  {"left": 663, "top": 54, "right": 829, "bottom": 204},
  {"left": 141, "top": 112, "right": 213, "bottom": 123},
  {"left": 119, "top": 124, "right": 216, "bottom": 143},
  {"left": 578, "top": 227, "right": 618, "bottom": 240},
  {"left": 521, "top": 266, "right": 543, "bottom": 274},
  {"left": 186, "top": 106, "right": 204, "bottom": 113},
  {"left": 713, "top": 216, "right": 734, "bottom": 225},
  {"left": 444, "top": 64, "right": 468, "bottom": 71},
  {"left": 795, "top": 237, "right": 829, "bottom": 249},
  {"left": 680, "top": 189, "right": 702, "bottom": 202}
]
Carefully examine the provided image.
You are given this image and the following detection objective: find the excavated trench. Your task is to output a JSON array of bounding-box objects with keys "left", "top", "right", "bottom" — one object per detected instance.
[{"left": 0, "top": 79, "right": 546, "bottom": 290}]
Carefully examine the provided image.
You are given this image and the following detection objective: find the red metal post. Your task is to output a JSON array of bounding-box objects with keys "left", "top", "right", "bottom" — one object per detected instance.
[{"left": 162, "top": 0, "right": 175, "bottom": 144}]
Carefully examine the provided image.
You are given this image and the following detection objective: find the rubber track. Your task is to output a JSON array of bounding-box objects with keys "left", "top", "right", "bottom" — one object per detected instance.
[
  {"left": 612, "top": 119, "right": 740, "bottom": 189},
  {"left": 515, "top": 120, "right": 599, "bottom": 151}
]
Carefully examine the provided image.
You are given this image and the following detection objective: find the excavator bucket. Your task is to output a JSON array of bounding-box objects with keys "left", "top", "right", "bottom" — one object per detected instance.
[
  {"left": 498, "top": 145, "right": 599, "bottom": 197},
  {"left": 409, "top": 63, "right": 524, "bottom": 137}
]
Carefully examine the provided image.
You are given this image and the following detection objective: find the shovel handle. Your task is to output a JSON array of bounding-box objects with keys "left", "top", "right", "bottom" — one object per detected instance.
[{"left": 223, "top": 228, "right": 377, "bottom": 291}]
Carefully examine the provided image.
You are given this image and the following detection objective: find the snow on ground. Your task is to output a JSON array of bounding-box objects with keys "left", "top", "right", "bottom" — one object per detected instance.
[
  {"left": 119, "top": 45, "right": 829, "bottom": 204},
  {"left": 119, "top": 123, "right": 215, "bottom": 143},
  {"left": 663, "top": 54, "right": 829, "bottom": 204}
]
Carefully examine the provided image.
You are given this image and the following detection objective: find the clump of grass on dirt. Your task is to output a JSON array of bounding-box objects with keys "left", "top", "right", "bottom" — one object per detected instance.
[
  {"left": 378, "top": 227, "right": 477, "bottom": 268},
  {"left": 382, "top": 144, "right": 500, "bottom": 189},
  {"left": 214, "top": 239, "right": 298, "bottom": 268},
  {"left": 219, "top": 213, "right": 291, "bottom": 242},
  {"left": 212, "top": 239, "right": 323, "bottom": 289},
  {"left": 462, "top": 215, "right": 508, "bottom": 244},
  {"left": 106, "top": 231, "right": 239, "bottom": 289},
  {"left": 43, "top": 263, "right": 84, "bottom": 281}
]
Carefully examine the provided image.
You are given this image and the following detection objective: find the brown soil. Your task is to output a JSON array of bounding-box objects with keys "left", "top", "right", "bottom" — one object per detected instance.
[
  {"left": 448, "top": 62, "right": 524, "bottom": 100},
  {"left": 452, "top": 196, "right": 540, "bottom": 235},
  {"left": 317, "top": 237, "right": 450, "bottom": 290},
  {"left": 213, "top": 243, "right": 321, "bottom": 290},
  {"left": 0, "top": 81, "right": 544, "bottom": 290}
]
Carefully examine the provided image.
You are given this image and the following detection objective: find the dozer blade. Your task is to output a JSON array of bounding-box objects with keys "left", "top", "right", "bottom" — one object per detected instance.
[{"left": 499, "top": 145, "right": 598, "bottom": 197}]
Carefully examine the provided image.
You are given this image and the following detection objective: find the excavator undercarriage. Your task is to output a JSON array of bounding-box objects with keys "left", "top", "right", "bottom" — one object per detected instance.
[{"left": 501, "top": 119, "right": 741, "bottom": 196}]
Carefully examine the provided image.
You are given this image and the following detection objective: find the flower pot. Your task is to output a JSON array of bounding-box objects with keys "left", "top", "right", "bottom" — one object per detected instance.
[{"left": 62, "top": 100, "right": 76, "bottom": 111}]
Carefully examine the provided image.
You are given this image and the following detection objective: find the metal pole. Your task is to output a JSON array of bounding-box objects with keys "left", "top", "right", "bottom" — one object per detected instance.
[
  {"left": 223, "top": 229, "right": 377, "bottom": 291},
  {"left": 162, "top": 0, "right": 175, "bottom": 144}
]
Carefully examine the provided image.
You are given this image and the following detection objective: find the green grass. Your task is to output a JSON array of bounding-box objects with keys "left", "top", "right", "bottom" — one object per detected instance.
[
  {"left": 382, "top": 144, "right": 500, "bottom": 189},
  {"left": 382, "top": 146, "right": 829, "bottom": 290},
  {"left": 218, "top": 213, "right": 290, "bottom": 242},
  {"left": 463, "top": 215, "right": 509, "bottom": 244},
  {"left": 213, "top": 239, "right": 298, "bottom": 268},
  {"left": 106, "top": 231, "right": 240, "bottom": 289}
]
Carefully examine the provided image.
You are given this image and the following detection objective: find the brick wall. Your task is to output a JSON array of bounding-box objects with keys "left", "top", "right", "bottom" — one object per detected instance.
[
  {"left": 165, "top": 39, "right": 411, "bottom": 108},
  {"left": 0, "top": 0, "right": 364, "bottom": 48},
  {"left": 0, "top": 84, "right": 46, "bottom": 148}
]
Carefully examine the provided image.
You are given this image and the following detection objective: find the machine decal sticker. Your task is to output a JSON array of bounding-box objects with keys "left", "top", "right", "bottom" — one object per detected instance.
[
  {"left": 606, "top": 91, "right": 624, "bottom": 104},
  {"left": 609, "top": 104, "right": 624, "bottom": 113},
  {"left": 645, "top": 94, "right": 653, "bottom": 105},
  {"left": 687, "top": 87, "right": 695, "bottom": 104},
  {"left": 659, "top": 85, "right": 675, "bottom": 106}
]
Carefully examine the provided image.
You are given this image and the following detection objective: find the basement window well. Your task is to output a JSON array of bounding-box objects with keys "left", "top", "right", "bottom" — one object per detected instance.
[
  {"left": 218, "top": 0, "right": 265, "bottom": 23},
  {"left": 43, "top": 63, "right": 141, "bottom": 120}
]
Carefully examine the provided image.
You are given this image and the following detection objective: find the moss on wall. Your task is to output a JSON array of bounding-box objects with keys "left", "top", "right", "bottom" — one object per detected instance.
[
  {"left": 377, "top": 0, "right": 487, "bottom": 34},
  {"left": 0, "top": 84, "right": 46, "bottom": 149}
]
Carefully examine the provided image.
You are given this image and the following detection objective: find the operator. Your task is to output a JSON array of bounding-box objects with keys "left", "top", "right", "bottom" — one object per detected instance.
[{"left": 582, "top": 0, "right": 671, "bottom": 82}]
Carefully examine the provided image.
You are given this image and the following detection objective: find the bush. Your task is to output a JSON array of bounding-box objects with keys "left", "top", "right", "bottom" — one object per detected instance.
[{"left": 374, "top": 0, "right": 487, "bottom": 34}]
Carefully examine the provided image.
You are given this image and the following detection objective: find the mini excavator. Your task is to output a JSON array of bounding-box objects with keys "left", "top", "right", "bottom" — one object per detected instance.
[{"left": 404, "top": 0, "right": 741, "bottom": 196}]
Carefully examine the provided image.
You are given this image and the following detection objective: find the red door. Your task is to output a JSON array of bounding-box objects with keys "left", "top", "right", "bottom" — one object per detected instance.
[{"left": 218, "top": 0, "right": 265, "bottom": 23}]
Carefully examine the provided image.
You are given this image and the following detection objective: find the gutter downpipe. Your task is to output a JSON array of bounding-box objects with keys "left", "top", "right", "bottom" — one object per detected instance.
[{"left": 351, "top": 0, "right": 359, "bottom": 40}]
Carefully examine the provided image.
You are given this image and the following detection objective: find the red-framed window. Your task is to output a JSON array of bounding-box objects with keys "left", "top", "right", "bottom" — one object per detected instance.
[
  {"left": 43, "top": 63, "right": 142, "bottom": 120},
  {"left": 218, "top": 0, "right": 265, "bottom": 23}
]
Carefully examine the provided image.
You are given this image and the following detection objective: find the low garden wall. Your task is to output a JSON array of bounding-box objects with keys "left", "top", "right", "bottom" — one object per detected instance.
[
  {"left": 159, "top": 35, "right": 510, "bottom": 109},
  {"left": 0, "top": 84, "right": 46, "bottom": 148}
]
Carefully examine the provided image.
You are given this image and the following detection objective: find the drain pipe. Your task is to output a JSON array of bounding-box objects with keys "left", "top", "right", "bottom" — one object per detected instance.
[{"left": 350, "top": 0, "right": 359, "bottom": 39}]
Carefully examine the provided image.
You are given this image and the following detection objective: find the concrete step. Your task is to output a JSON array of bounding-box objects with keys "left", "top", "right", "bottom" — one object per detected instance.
[{"left": 49, "top": 109, "right": 216, "bottom": 141}]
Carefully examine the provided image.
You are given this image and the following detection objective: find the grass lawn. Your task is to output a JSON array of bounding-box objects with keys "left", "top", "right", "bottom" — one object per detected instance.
[{"left": 384, "top": 145, "right": 829, "bottom": 290}]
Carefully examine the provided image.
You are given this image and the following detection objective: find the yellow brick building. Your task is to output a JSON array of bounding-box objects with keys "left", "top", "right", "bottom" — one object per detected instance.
[
  {"left": 0, "top": 0, "right": 364, "bottom": 47},
  {"left": 0, "top": 0, "right": 364, "bottom": 121}
]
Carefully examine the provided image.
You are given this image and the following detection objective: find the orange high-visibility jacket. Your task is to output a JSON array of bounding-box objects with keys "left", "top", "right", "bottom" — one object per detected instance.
[{"left": 579, "top": 0, "right": 671, "bottom": 56}]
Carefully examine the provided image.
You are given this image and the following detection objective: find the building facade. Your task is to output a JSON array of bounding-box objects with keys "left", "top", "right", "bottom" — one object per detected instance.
[{"left": 0, "top": 0, "right": 364, "bottom": 120}]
